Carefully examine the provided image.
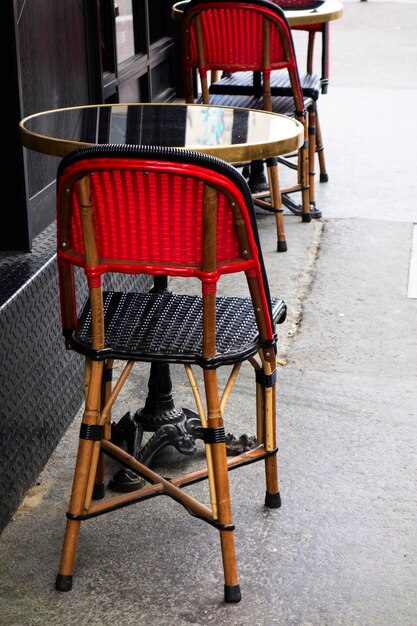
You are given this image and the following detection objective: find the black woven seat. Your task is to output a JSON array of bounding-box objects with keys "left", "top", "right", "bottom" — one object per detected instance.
[
  {"left": 207, "top": 93, "right": 314, "bottom": 118},
  {"left": 72, "top": 292, "right": 287, "bottom": 367},
  {"left": 209, "top": 70, "right": 321, "bottom": 101}
]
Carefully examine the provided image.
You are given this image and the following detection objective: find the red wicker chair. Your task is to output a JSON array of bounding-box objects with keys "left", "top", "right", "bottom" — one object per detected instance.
[
  {"left": 285, "top": 0, "right": 331, "bottom": 187},
  {"left": 206, "top": 0, "right": 329, "bottom": 218},
  {"left": 182, "top": 0, "right": 315, "bottom": 252},
  {"left": 54, "top": 144, "right": 287, "bottom": 603}
]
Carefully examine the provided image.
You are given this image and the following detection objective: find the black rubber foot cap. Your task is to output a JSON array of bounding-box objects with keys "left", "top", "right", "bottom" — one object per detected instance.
[
  {"left": 277, "top": 240, "right": 287, "bottom": 253},
  {"left": 320, "top": 173, "right": 329, "bottom": 183},
  {"left": 55, "top": 573, "right": 73, "bottom": 592},
  {"left": 92, "top": 483, "right": 105, "bottom": 500},
  {"left": 310, "top": 204, "right": 322, "bottom": 219},
  {"left": 225, "top": 584, "right": 242, "bottom": 603},
  {"left": 302, "top": 212, "right": 312, "bottom": 223},
  {"left": 265, "top": 491, "right": 282, "bottom": 509}
]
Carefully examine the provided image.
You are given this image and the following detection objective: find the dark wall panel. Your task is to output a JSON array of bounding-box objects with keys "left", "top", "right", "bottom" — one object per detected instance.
[{"left": 17, "top": 0, "right": 91, "bottom": 242}]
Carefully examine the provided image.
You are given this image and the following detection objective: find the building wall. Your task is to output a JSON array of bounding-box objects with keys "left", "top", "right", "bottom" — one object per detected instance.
[{"left": 0, "top": 0, "right": 172, "bottom": 531}]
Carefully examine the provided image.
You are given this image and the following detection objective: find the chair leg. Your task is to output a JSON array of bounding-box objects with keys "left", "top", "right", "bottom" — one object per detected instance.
[
  {"left": 299, "top": 136, "right": 311, "bottom": 223},
  {"left": 308, "top": 106, "right": 317, "bottom": 212},
  {"left": 266, "top": 157, "right": 287, "bottom": 253},
  {"left": 306, "top": 31, "right": 316, "bottom": 75},
  {"left": 93, "top": 360, "right": 114, "bottom": 500},
  {"left": 261, "top": 360, "right": 281, "bottom": 508},
  {"left": 55, "top": 359, "right": 104, "bottom": 592},
  {"left": 316, "top": 112, "right": 329, "bottom": 182},
  {"left": 204, "top": 369, "right": 241, "bottom": 603}
]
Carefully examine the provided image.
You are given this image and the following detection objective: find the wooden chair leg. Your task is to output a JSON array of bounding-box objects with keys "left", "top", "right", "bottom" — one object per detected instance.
[
  {"left": 307, "top": 31, "right": 316, "bottom": 75},
  {"left": 261, "top": 362, "right": 281, "bottom": 508},
  {"left": 204, "top": 369, "right": 241, "bottom": 603},
  {"left": 93, "top": 360, "right": 113, "bottom": 500},
  {"left": 308, "top": 106, "right": 317, "bottom": 212},
  {"left": 266, "top": 157, "right": 287, "bottom": 253},
  {"left": 316, "top": 113, "right": 328, "bottom": 182},
  {"left": 55, "top": 360, "right": 104, "bottom": 591},
  {"left": 300, "top": 140, "right": 311, "bottom": 223}
]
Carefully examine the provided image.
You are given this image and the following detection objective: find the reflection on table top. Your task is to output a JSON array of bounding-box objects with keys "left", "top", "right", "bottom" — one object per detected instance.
[
  {"left": 171, "top": 0, "right": 344, "bottom": 26},
  {"left": 19, "top": 102, "right": 303, "bottom": 163}
]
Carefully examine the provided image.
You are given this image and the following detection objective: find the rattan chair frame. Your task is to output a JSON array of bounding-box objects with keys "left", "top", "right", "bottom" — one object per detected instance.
[
  {"left": 181, "top": 0, "right": 313, "bottom": 253},
  {"left": 53, "top": 145, "right": 286, "bottom": 604}
]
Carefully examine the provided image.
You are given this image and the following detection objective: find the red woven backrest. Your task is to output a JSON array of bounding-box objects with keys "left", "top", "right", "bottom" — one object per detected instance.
[
  {"left": 183, "top": 1, "right": 295, "bottom": 72},
  {"left": 57, "top": 150, "right": 262, "bottom": 279},
  {"left": 66, "top": 168, "right": 240, "bottom": 267}
]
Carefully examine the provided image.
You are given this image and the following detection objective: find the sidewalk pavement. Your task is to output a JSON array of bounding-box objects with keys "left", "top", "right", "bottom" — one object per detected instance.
[{"left": 1, "top": 1, "right": 417, "bottom": 624}]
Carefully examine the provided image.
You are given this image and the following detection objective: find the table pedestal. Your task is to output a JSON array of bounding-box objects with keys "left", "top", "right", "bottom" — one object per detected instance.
[{"left": 107, "top": 276, "right": 257, "bottom": 492}]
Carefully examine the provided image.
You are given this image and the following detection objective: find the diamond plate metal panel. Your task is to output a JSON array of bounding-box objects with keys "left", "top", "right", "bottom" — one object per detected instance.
[{"left": 0, "top": 224, "right": 151, "bottom": 532}]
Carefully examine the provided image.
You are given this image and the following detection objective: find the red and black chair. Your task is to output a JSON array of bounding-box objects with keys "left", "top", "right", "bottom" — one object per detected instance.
[
  {"left": 54, "top": 144, "right": 287, "bottom": 603},
  {"left": 206, "top": 0, "right": 330, "bottom": 217},
  {"left": 182, "top": 0, "right": 315, "bottom": 252}
]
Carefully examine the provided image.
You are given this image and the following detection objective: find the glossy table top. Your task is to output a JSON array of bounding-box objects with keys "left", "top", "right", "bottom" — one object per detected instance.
[
  {"left": 19, "top": 102, "right": 303, "bottom": 162},
  {"left": 172, "top": 0, "right": 343, "bottom": 25}
]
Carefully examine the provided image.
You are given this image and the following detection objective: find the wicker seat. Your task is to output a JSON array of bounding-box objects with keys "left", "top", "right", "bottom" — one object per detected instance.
[
  {"left": 54, "top": 144, "right": 287, "bottom": 603},
  {"left": 181, "top": 0, "right": 314, "bottom": 253}
]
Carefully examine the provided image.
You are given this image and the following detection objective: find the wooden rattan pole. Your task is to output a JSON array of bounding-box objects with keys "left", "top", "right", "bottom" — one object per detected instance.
[
  {"left": 58, "top": 174, "right": 106, "bottom": 563},
  {"left": 250, "top": 356, "right": 265, "bottom": 444},
  {"left": 202, "top": 185, "right": 239, "bottom": 593},
  {"left": 201, "top": 185, "right": 222, "bottom": 518},
  {"left": 262, "top": 19, "right": 272, "bottom": 111},
  {"left": 100, "top": 440, "right": 214, "bottom": 521},
  {"left": 195, "top": 15, "right": 210, "bottom": 104},
  {"left": 185, "top": 364, "right": 207, "bottom": 426},
  {"left": 262, "top": 358, "right": 276, "bottom": 452},
  {"left": 84, "top": 360, "right": 135, "bottom": 509},
  {"left": 90, "top": 359, "right": 114, "bottom": 503},
  {"left": 57, "top": 359, "right": 103, "bottom": 583},
  {"left": 85, "top": 359, "right": 114, "bottom": 509},
  {"left": 99, "top": 361, "right": 134, "bottom": 426},
  {"left": 316, "top": 113, "right": 328, "bottom": 180},
  {"left": 308, "top": 105, "right": 317, "bottom": 208},
  {"left": 84, "top": 358, "right": 92, "bottom": 404},
  {"left": 184, "top": 364, "right": 217, "bottom": 518},
  {"left": 266, "top": 159, "right": 287, "bottom": 251},
  {"left": 78, "top": 175, "right": 105, "bottom": 351},
  {"left": 307, "top": 31, "right": 315, "bottom": 74},
  {"left": 259, "top": 355, "right": 279, "bottom": 501},
  {"left": 219, "top": 363, "right": 241, "bottom": 415},
  {"left": 297, "top": 114, "right": 311, "bottom": 220},
  {"left": 103, "top": 359, "right": 114, "bottom": 439},
  {"left": 204, "top": 367, "right": 239, "bottom": 589}
]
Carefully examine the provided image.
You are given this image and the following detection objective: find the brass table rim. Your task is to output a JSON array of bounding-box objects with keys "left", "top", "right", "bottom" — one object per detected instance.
[{"left": 19, "top": 102, "right": 304, "bottom": 162}]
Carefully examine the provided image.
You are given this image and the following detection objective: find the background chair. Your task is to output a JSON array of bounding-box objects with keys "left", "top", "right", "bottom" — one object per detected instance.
[
  {"left": 54, "top": 144, "right": 287, "bottom": 603},
  {"left": 182, "top": 0, "right": 316, "bottom": 253},
  {"left": 285, "top": 0, "right": 332, "bottom": 185},
  {"left": 207, "top": 0, "right": 329, "bottom": 218}
]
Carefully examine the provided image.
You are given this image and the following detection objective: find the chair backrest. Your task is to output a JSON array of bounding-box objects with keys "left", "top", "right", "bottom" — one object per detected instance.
[
  {"left": 273, "top": 0, "right": 329, "bottom": 92},
  {"left": 182, "top": 0, "right": 304, "bottom": 111},
  {"left": 56, "top": 144, "right": 276, "bottom": 350}
]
